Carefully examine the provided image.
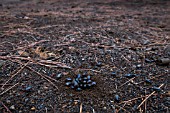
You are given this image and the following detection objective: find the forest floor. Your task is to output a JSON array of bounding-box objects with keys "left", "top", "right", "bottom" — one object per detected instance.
[{"left": 0, "top": 0, "right": 170, "bottom": 113}]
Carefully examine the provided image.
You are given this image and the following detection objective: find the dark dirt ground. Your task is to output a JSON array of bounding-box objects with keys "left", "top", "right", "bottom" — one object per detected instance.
[{"left": 0, "top": 0, "right": 170, "bottom": 113}]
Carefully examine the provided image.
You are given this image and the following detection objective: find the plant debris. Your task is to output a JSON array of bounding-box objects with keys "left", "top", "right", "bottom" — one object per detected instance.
[{"left": 0, "top": 0, "right": 169, "bottom": 112}]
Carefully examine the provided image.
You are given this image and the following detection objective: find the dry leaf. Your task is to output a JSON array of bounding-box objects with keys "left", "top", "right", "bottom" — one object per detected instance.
[
  {"left": 35, "top": 46, "right": 44, "bottom": 54},
  {"left": 18, "top": 50, "right": 29, "bottom": 57},
  {"left": 39, "top": 51, "right": 56, "bottom": 60},
  {"left": 39, "top": 52, "right": 48, "bottom": 59},
  {"left": 48, "top": 52, "right": 56, "bottom": 57},
  {"left": 35, "top": 46, "right": 56, "bottom": 59}
]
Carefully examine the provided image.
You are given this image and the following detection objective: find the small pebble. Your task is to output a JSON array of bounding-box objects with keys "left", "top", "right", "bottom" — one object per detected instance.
[
  {"left": 115, "top": 94, "right": 120, "bottom": 102},
  {"left": 145, "top": 79, "right": 152, "bottom": 84},
  {"left": 25, "top": 86, "right": 32, "bottom": 91},
  {"left": 145, "top": 58, "right": 154, "bottom": 63},
  {"left": 136, "top": 64, "right": 142, "bottom": 69},
  {"left": 96, "top": 62, "right": 102, "bottom": 67},
  {"left": 6, "top": 100, "right": 11, "bottom": 104},
  {"left": 103, "top": 106, "right": 107, "bottom": 110},
  {"left": 43, "top": 86, "right": 48, "bottom": 90},
  {"left": 10, "top": 105, "right": 15, "bottom": 110},
  {"left": 111, "top": 72, "right": 116, "bottom": 76},
  {"left": 31, "top": 106, "right": 36, "bottom": 111},
  {"left": 143, "top": 39, "right": 150, "bottom": 45},
  {"left": 56, "top": 73, "right": 62, "bottom": 79}
]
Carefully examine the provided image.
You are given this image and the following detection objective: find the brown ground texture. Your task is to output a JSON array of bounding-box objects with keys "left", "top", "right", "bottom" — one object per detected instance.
[{"left": 0, "top": 0, "right": 170, "bottom": 113}]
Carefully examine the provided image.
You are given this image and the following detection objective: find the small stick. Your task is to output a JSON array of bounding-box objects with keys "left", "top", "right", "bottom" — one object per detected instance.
[
  {"left": 121, "top": 55, "right": 130, "bottom": 62},
  {"left": 38, "top": 60, "right": 72, "bottom": 69},
  {"left": 0, "top": 101, "right": 12, "bottom": 113},
  {"left": 144, "top": 85, "right": 147, "bottom": 113},
  {"left": 8, "top": 59, "right": 60, "bottom": 87},
  {"left": 26, "top": 66, "right": 59, "bottom": 83},
  {"left": 54, "top": 42, "right": 70, "bottom": 47},
  {"left": 27, "top": 66, "right": 58, "bottom": 90},
  {"left": 17, "top": 40, "right": 50, "bottom": 50},
  {"left": 34, "top": 25, "right": 59, "bottom": 30},
  {"left": 119, "top": 77, "right": 135, "bottom": 88},
  {"left": 1, "top": 62, "right": 29, "bottom": 89},
  {"left": 119, "top": 94, "right": 157, "bottom": 104},
  {"left": 115, "top": 104, "right": 130, "bottom": 113},
  {"left": 0, "top": 56, "right": 72, "bottom": 69},
  {"left": 80, "top": 103, "right": 82, "bottom": 113},
  {"left": 116, "top": 103, "right": 127, "bottom": 113},
  {"left": 75, "top": 68, "right": 101, "bottom": 73},
  {"left": 92, "top": 108, "right": 96, "bottom": 113},
  {"left": 0, "top": 83, "right": 19, "bottom": 96},
  {"left": 45, "top": 107, "right": 48, "bottom": 113},
  {"left": 137, "top": 84, "right": 164, "bottom": 109}
]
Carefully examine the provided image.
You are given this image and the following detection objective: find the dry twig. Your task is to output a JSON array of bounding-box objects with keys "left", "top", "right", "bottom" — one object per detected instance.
[
  {"left": 137, "top": 84, "right": 164, "bottom": 109},
  {"left": 0, "top": 101, "right": 12, "bottom": 113},
  {"left": 79, "top": 103, "right": 83, "bottom": 113},
  {"left": 1, "top": 62, "right": 29, "bottom": 89},
  {"left": 119, "top": 77, "right": 136, "bottom": 88},
  {"left": 115, "top": 104, "right": 130, "bottom": 113},
  {"left": 119, "top": 94, "right": 157, "bottom": 104},
  {"left": 0, "top": 83, "right": 19, "bottom": 96},
  {"left": 27, "top": 66, "right": 59, "bottom": 90},
  {"left": 17, "top": 40, "right": 50, "bottom": 50},
  {"left": 0, "top": 55, "right": 71, "bottom": 69}
]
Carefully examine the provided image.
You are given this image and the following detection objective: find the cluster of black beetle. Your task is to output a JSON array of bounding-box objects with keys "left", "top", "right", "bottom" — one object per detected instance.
[{"left": 65, "top": 73, "right": 96, "bottom": 91}]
